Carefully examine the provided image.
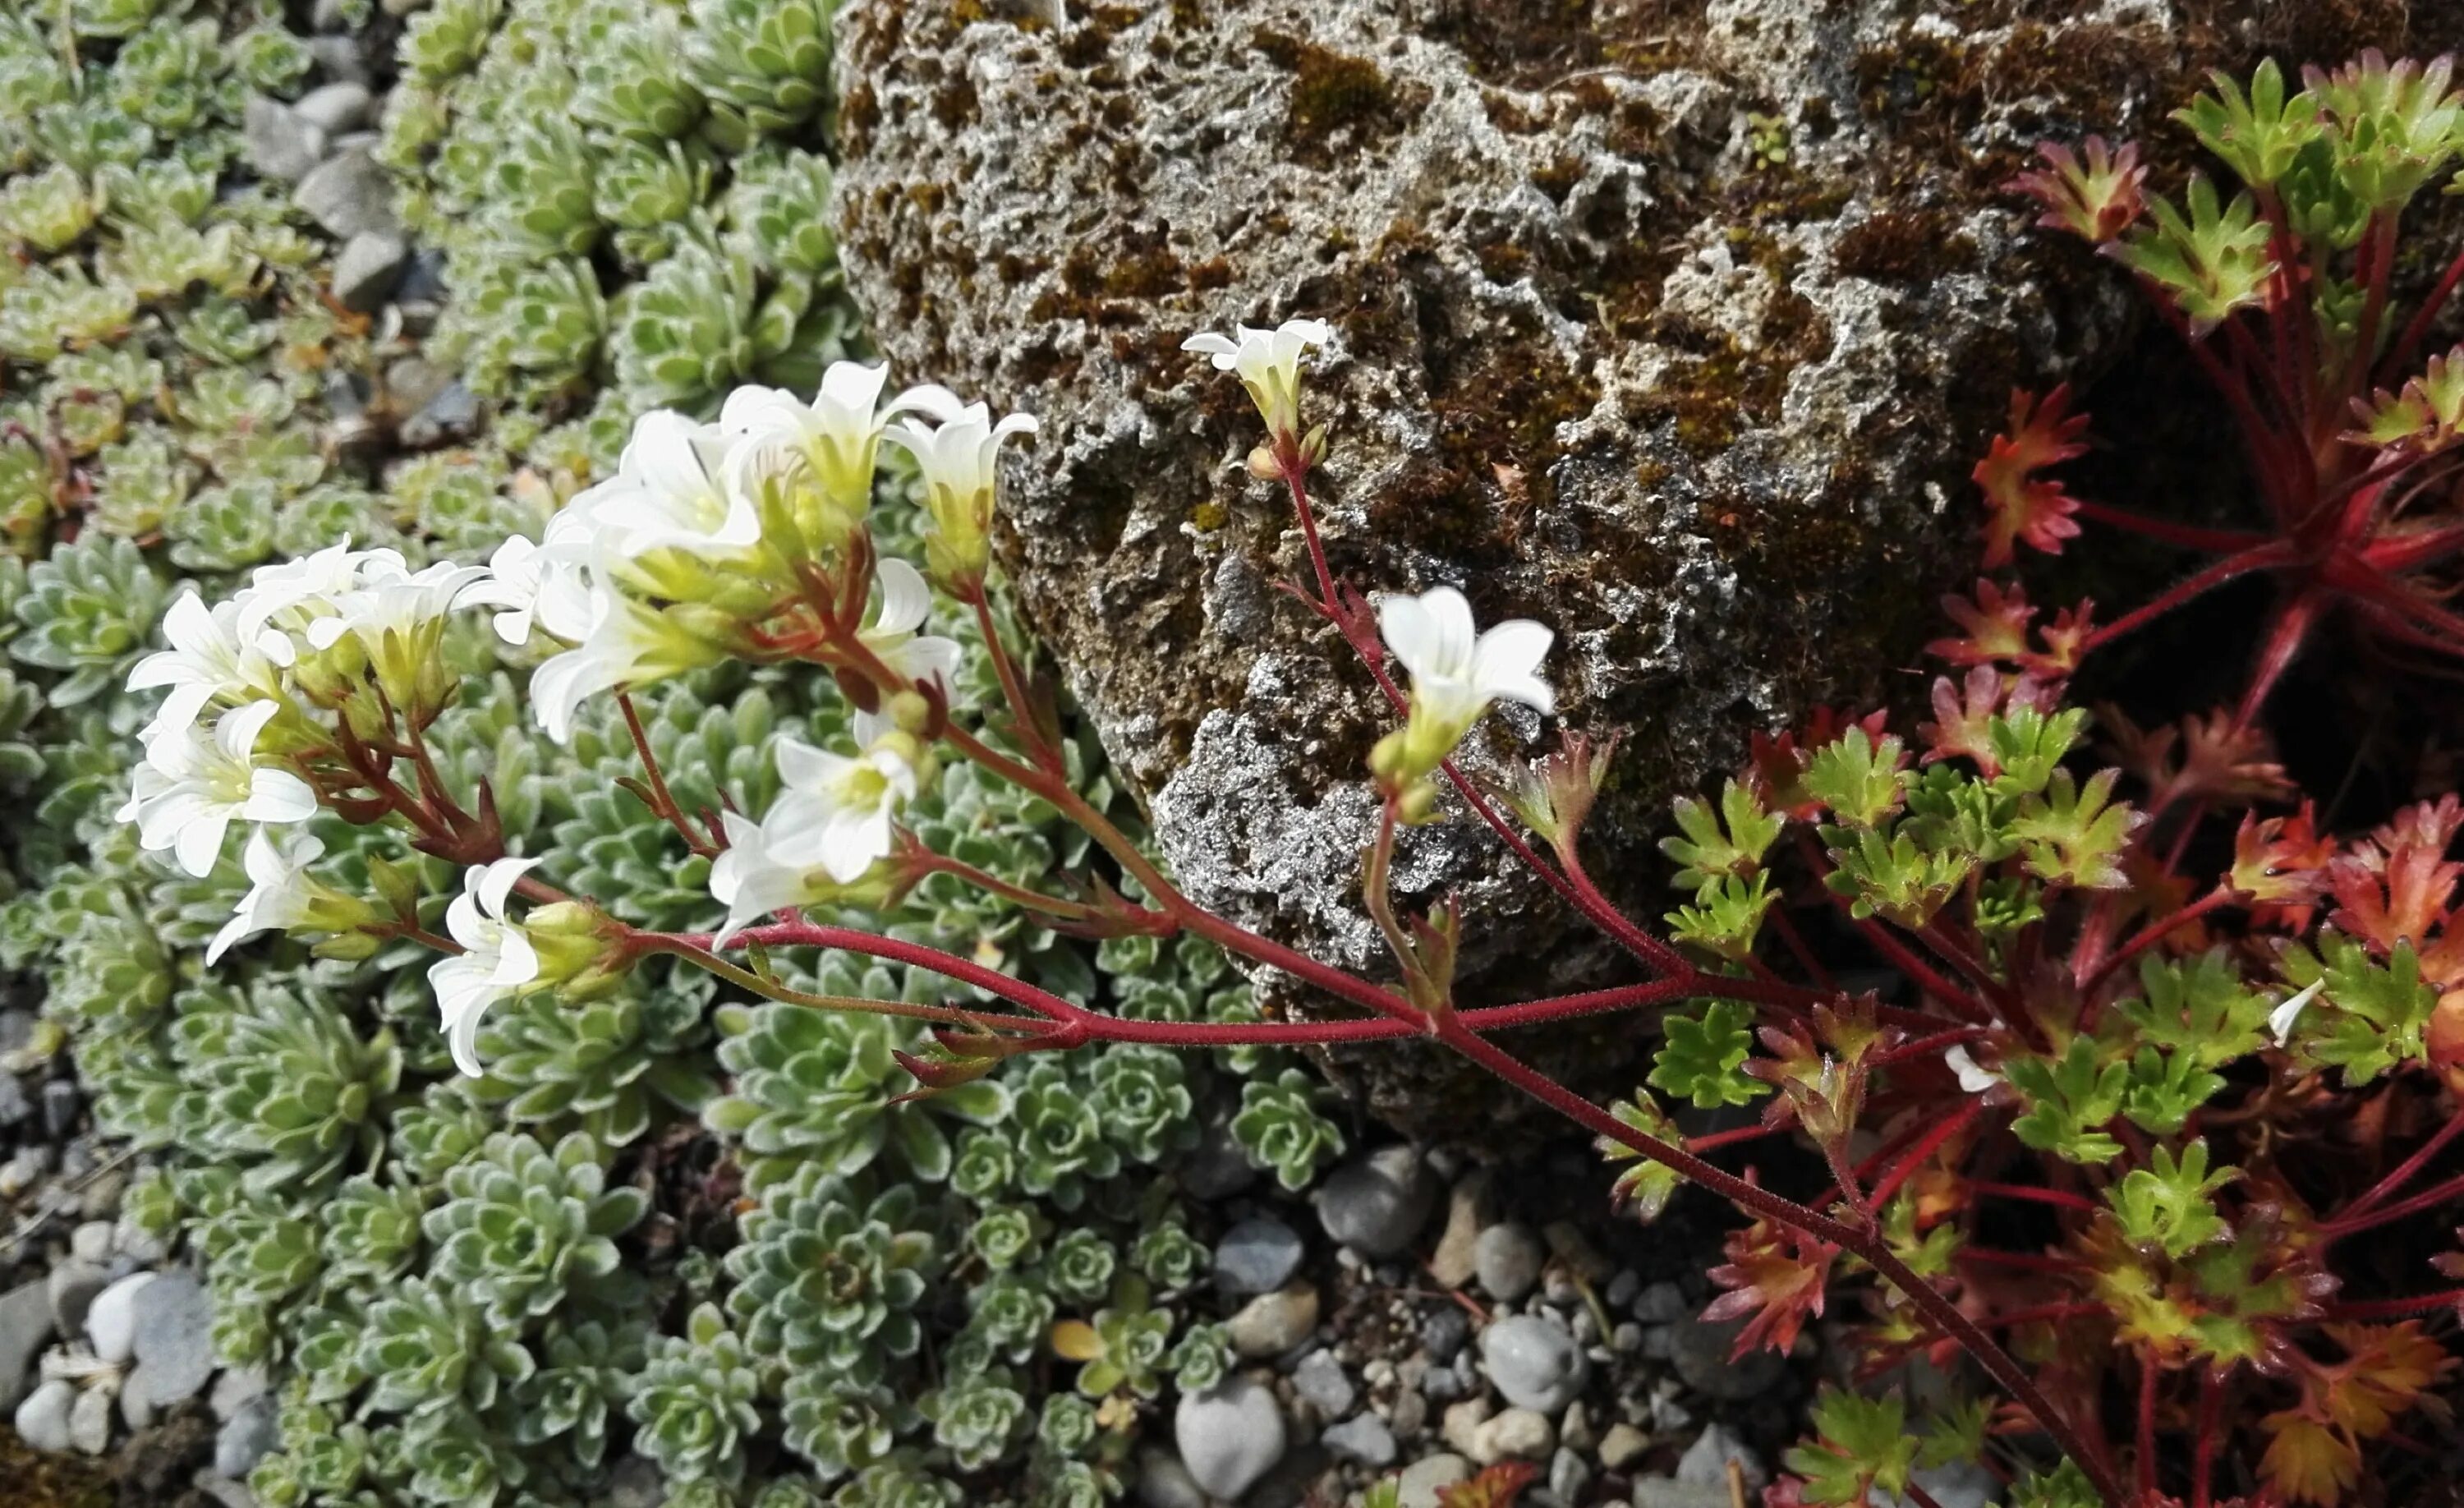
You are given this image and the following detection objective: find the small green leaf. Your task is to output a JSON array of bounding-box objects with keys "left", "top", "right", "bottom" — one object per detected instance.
[{"left": 1648, "top": 1001, "right": 1768, "bottom": 1110}]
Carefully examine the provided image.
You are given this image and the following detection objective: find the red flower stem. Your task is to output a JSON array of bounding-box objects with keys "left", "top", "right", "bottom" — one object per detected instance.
[
  {"left": 966, "top": 586, "right": 1064, "bottom": 773},
  {"left": 1979, "top": 1301, "right": 2103, "bottom": 1329},
  {"left": 2232, "top": 588, "right": 2326, "bottom": 730},
  {"left": 1766, "top": 906, "right": 1837, "bottom": 991},
  {"left": 2383, "top": 241, "right": 2464, "bottom": 384},
  {"left": 2340, "top": 1105, "right": 2464, "bottom": 1224},
  {"left": 2070, "top": 499, "right": 2269, "bottom": 554},
  {"left": 618, "top": 691, "right": 719, "bottom": 858},
  {"left": 1905, "top": 1484, "right": 1947, "bottom": 1508},
  {"left": 2081, "top": 889, "right": 2233, "bottom": 995},
  {"left": 2078, "top": 541, "right": 2294, "bottom": 655},
  {"left": 1872, "top": 1025, "right": 1988, "bottom": 1068},
  {"left": 1685, "top": 1122, "right": 1788, "bottom": 1154},
  {"left": 904, "top": 850, "right": 1110, "bottom": 925},
  {"left": 1433, "top": 1020, "right": 2126, "bottom": 1508},
  {"left": 2318, "top": 1167, "right": 2464, "bottom": 1241},
  {"left": 2192, "top": 1372, "right": 2221, "bottom": 1508},
  {"left": 2135, "top": 1349, "right": 2159, "bottom": 1506},
  {"left": 1967, "top": 1180, "right": 2099, "bottom": 1214},
  {"left": 2361, "top": 513, "right": 2464, "bottom": 573},
  {"left": 634, "top": 933, "right": 1032, "bottom": 1030},
  {"left": 1864, "top": 1099, "right": 1984, "bottom": 1210},
  {"left": 2319, "top": 1288, "right": 2464, "bottom": 1321},
  {"left": 1271, "top": 448, "right": 1695, "bottom": 977},
  {"left": 2349, "top": 214, "right": 2399, "bottom": 406},
  {"left": 1796, "top": 835, "right": 1990, "bottom": 1021}
]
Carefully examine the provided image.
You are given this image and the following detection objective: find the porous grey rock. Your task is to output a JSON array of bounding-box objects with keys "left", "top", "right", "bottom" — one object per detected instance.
[
  {"left": 293, "top": 80, "right": 375, "bottom": 134},
  {"left": 0, "top": 1281, "right": 53, "bottom": 1413},
  {"left": 1473, "top": 1221, "right": 1545, "bottom": 1303},
  {"left": 830, "top": 0, "right": 2206, "bottom": 1133},
  {"left": 294, "top": 149, "right": 401, "bottom": 240},
  {"left": 1315, "top": 1144, "right": 1434, "bottom": 1257},
  {"left": 1173, "top": 1376, "right": 1287, "bottom": 1500},
  {"left": 332, "top": 232, "right": 409, "bottom": 313},
  {"left": 1322, "top": 1411, "right": 1397, "bottom": 1467},
  {"left": 215, "top": 1392, "right": 281, "bottom": 1479},
  {"left": 1226, "top": 1282, "right": 1319, "bottom": 1359},
  {"left": 1291, "top": 1349, "right": 1355, "bottom": 1415},
  {"left": 1213, "top": 1215, "right": 1305, "bottom": 1296},
  {"left": 126, "top": 1271, "right": 215, "bottom": 1411},
  {"left": 242, "top": 97, "right": 328, "bottom": 183},
  {"left": 14, "top": 1377, "right": 74, "bottom": 1452},
  {"left": 1397, "top": 1453, "right": 1473, "bottom": 1508},
  {"left": 1668, "top": 1313, "right": 1785, "bottom": 1401},
  {"left": 1479, "top": 1313, "right": 1588, "bottom": 1414}
]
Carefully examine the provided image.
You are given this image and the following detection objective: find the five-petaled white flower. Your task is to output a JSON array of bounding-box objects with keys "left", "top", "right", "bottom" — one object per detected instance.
[
  {"left": 765, "top": 734, "right": 921, "bottom": 883},
  {"left": 1376, "top": 586, "right": 1554, "bottom": 777},
  {"left": 881, "top": 401, "right": 1038, "bottom": 585},
  {"left": 117, "top": 699, "right": 319, "bottom": 877},
  {"left": 307, "top": 555, "right": 491, "bottom": 656},
  {"left": 724, "top": 361, "right": 965, "bottom": 511},
  {"left": 2269, "top": 977, "right": 2327, "bottom": 1047},
  {"left": 237, "top": 540, "right": 395, "bottom": 652},
  {"left": 709, "top": 810, "right": 823, "bottom": 947},
  {"left": 429, "top": 856, "right": 544, "bottom": 1078},
  {"left": 207, "top": 826, "right": 329, "bottom": 965},
  {"left": 1181, "top": 319, "right": 1331, "bottom": 440},
  {"left": 529, "top": 587, "right": 719, "bottom": 745},
  {"left": 860, "top": 559, "right": 963, "bottom": 695},
  {"left": 126, "top": 591, "right": 292, "bottom": 742},
  {"left": 455, "top": 535, "right": 552, "bottom": 646},
  {"left": 584, "top": 410, "right": 761, "bottom": 559}
]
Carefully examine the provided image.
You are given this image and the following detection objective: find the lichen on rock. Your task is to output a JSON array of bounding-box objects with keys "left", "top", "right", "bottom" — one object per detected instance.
[{"left": 830, "top": 0, "right": 2430, "bottom": 1133}]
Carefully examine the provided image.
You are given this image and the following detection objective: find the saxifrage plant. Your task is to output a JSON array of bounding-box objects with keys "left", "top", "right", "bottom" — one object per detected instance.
[{"left": 116, "top": 57, "right": 2464, "bottom": 1508}]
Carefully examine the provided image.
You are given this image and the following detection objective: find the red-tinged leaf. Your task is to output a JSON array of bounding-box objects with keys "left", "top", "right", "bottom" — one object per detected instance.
[
  {"left": 2230, "top": 802, "right": 2333, "bottom": 916},
  {"left": 1703, "top": 1218, "right": 1839, "bottom": 1359},
  {"left": 2430, "top": 991, "right": 2464, "bottom": 1071},
  {"left": 2261, "top": 1412, "right": 2360, "bottom": 1506},
  {"left": 1926, "top": 579, "right": 2036, "bottom": 667},
  {"left": 1749, "top": 707, "right": 1891, "bottom": 819},
  {"left": 2317, "top": 1322, "right": 2454, "bottom": 1437},
  {"left": 1975, "top": 385, "right": 2092, "bottom": 568},
  {"left": 1920, "top": 667, "right": 2003, "bottom": 770},
  {"left": 2106, "top": 705, "right": 2292, "bottom": 811},
  {"left": 1436, "top": 1461, "right": 1539, "bottom": 1508},
  {"left": 2023, "top": 600, "right": 2095, "bottom": 679},
  {"left": 2009, "top": 136, "right": 2147, "bottom": 241}
]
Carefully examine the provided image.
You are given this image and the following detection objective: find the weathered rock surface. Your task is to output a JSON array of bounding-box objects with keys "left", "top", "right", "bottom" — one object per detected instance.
[{"left": 835, "top": 0, "right": 2454, "bottom": 1132}]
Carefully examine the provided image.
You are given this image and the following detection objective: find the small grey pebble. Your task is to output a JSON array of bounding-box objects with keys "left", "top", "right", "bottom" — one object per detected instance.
[
  {"left": 1550, "top": 1446, "right": 1593, "bottom": 1503},
  {"left": 1420, "top": 1306, "right": 1470, "bottom": 1363},
  {"left": 306, "top": 34, "right": 370, "bottom": 82},
  {"left": 1632, "top": 1280, "right": 1688, "bottom": 1323},
  {"left": 69, "top": 1384, "right": 112, "bottom": 1454},
  {"left": 0, "top": 1074, "right": 30, "bottom": 1129},
  {"left": 1291, "top": 1349, "right": 1355, "bottom": 1416},
  {"left": 1421, "top": 1366, "right": 1463, "bottom": 1403},
  {"left": 14, "top": 1377, "right": 74, "bottom": 1452},
  {"left": 215, "top": 1392, "right": 281, "bottom": 1478},
  {"left": 331, "top": 232, "right": 408, "bottom": 314},
  {"left": 1322, "top": 1413, "right": 1397, "bottom": 1468},
  {"left": 400, "top": 379, "right": 480, "bottom": 448},
  {"left": 39, "top": 1081, "right": 80, "bottom": 1139},
  {"left": 1315, "top": 1145, "right": 1436, "bottom": 1257},
  {"left": 69, "top": 1222, "right": 113, "bottom": 1265},
  {"left": 1473, "top": 1221, "right": 1545, "bottom": 1303},
  {"left": 1605, "top": 1269, "right": 1641, "bottom": 1310},
  {"left": 292, "top": 80, "right": 374, "bottom": 134},
  {"left": 1612, "top": 1321, "right": 1645, "bottom": 1353},
  {"left": 1212, "top": 1216, "right": 1303, "bottom": 1298}
]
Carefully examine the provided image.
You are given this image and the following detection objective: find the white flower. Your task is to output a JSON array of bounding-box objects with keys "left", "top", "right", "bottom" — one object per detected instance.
[
  {"left": 583, "top": 410, "right": 761, "bottom": 559},
  {"left": 206, "top": 827, "right": 328, "bottom": 965},
  {"left": 237, "top": 540, "right": 394, "bottom": 650},
  {"left": 116, "top": 699, "right": 319, "bottom": 877},
  {"left": 453, "top": 535, "right": 552, "bottom": 646},
  {"left": 764, "top": 734, "right": 920, "bottom": 883},
  {"left": 1944, "top": 1044, "right": 2002, "bottom": 1095},
  {"left": 428, "top": 856, "right": 542, "bottom": 1078},
  {"left": 307, "top": 555, "right": 490, "bottom": 655},
  {"left": 860, "top": 558, "right": 963, "bottom": 694},
  {"left": 1376, "top": 586, "right": 1554, "bottom": 775},
  {"left": 709, "top": 811, "right": 824, "bottom": 947},
  {"left": 721, "top": 361, "right": 966, "bottom": 513},
  {"left": 529, "top": 587, "right": 716, "bottom": 744},
  {"left": 2269, "top": 977, "right": 2328, "bottom": 1046},
  {"left": 125, "top": 591, "right": 292, "bottom": 740},
  {"left": 1181, "top": 318, "right": 1331, "bottom": 439},
  {"left": 881, "top": 401, "right": 1037, "bottom": 584}
]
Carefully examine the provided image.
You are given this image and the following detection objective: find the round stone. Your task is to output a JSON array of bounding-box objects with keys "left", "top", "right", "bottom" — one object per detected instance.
[
  {"left": 1478, "top": 1313, "right": 1589, "bottom": 1414},
  {"left": 1173, "top": 1376, "right": 1287, "bottom": 1500}
]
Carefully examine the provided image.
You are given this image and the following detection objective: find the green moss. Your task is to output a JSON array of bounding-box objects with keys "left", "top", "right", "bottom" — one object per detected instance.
[{"left": 1251, "top": 29, "right": 1414, "bottom": 166}]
